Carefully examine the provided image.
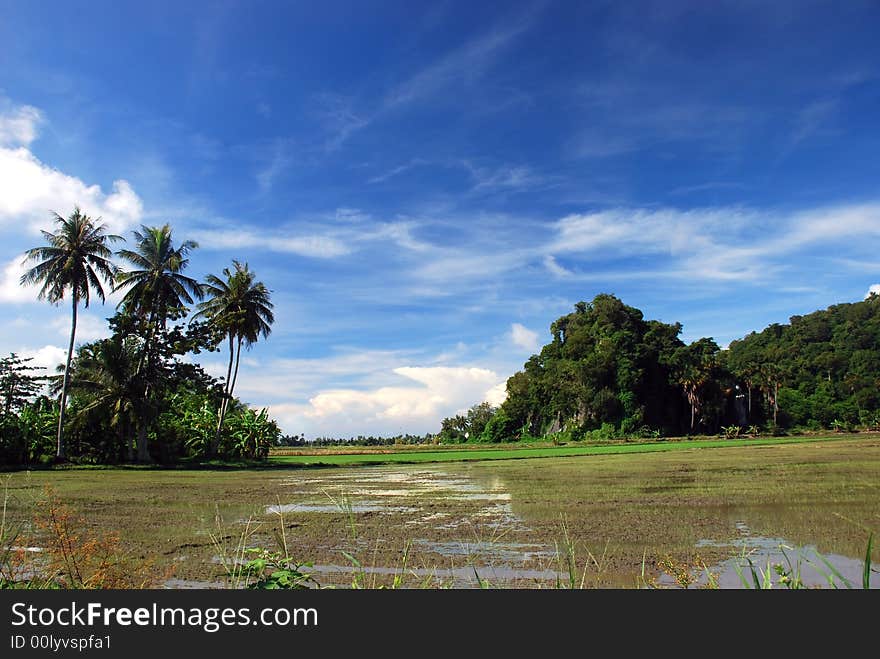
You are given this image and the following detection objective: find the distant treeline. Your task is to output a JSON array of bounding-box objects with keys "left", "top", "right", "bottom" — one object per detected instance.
[
  {"left": 440, "top": 293, "right": 880, "bottom": 443},
  {"left": 278, "top": 433, "right": 436, "bottom": 447}
]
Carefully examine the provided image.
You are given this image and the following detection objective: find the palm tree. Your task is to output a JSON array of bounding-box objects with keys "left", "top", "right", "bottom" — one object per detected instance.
[
  {"left": 193, "top": 261, "right": 273, "bottom": 456},
  {"left": 20, "top": 208, "right": 121, "bottom": 460},
  {"left": 115, "top": 224, "right": 203, "bottom": 461},
  {"left": 68, "top": 336, "right": 141, "bottom": 462}
]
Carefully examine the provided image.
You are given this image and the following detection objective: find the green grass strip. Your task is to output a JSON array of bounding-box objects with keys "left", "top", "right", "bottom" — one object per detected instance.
[{"left": 268, "top": 435, "right": 853, "bottom": 467}]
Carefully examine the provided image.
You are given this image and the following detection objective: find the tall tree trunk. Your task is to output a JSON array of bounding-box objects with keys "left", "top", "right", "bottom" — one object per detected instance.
[
  {"left": 747, "top": 384, "right": 752, "bottom": 419},
  {"left": 211, "top": 333, "right": 235, "bottom": 457},
  {"left": 56, "top": 294, "right": 78, "bottom": 460},
  {"left": 228, "top": 336, "right": 243, "bottom": 405},
  {"left": 136, "top": 422, "right": 149, "bottom": 462},
  {"left": 133, "top": 309, "right": 159, "bottom": 464},
  {"left": 215, "top": 337, "right": 244, "bottom": 454},
  {"left": 773, "top": 381, "right": 778, "bottom": 425},
  {"left": 127, "top": 422, "right": 134, "bottom": 462}
]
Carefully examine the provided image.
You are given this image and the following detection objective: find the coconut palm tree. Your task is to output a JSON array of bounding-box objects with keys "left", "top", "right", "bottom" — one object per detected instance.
[
  {"left": 193, "top": 261, "right": 273, "bottom": 455},
  {"left": 115, "top": 224, "right": 203, "bottom": 330},
  {"left": 20, "top": 208, "right": 121, "bottom": 460},
  {"left": 68, "top": 335, "right": 141, "bottom": 462},
  {"left": 114, "top": 224, "right": 203, "bottom": 461}
]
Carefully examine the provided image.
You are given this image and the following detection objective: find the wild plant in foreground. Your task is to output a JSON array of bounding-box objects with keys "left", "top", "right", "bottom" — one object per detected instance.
[
  {"left": 210, "top": 501, "right": 315, "bottom": 589},
  {"left": 2, "top": 482, "right": 158, "bottom": 589}
]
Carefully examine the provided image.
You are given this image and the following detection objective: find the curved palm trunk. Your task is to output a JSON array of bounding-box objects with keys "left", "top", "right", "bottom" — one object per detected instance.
[
  {"left": 229, "top": 336, "right": 243, "bottom": 404},
  {"left": 56, "top": 295, "right": 78, "bottom": 460},
  {"left": 211, "top": 333, "right": 235, "bottom": 457}
]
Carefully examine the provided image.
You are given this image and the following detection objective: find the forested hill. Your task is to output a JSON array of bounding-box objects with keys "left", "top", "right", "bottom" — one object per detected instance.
[{"left": 441, "top": 293, "right": 880, "bottom": 443}]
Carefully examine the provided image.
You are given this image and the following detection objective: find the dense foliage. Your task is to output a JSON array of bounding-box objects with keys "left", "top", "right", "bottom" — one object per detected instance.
[
  {"left": 440, "top": 293, "right": 880, "bottom": 442},
  {"left": 726, "top": 295, "right": 880, "bottom": 432},
  {"left": 2, "top": 210, "right": 280, "bottom": 466}
]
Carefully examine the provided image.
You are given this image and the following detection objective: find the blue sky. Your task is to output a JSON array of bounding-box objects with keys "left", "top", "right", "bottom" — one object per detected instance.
[{"left": 2, "top": 1, "right": 880, "bottom": 437}]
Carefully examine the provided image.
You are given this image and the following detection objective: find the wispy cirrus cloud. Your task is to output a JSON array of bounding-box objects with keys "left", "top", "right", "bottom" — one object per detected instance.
[
  {"left": 399, "top": 202, "right": 880, "bottom": 295},
  {"left": 382, "top": 17, "right": 533, "bottom": 111},
  {"left": 462, "top": 160, "right": 544, "bottom": 192},
  {"left": 367, "top": 158, "right": 430, "bottom": 184},
  {"left": 192, "top": 211, "right": 431, "bottom": 259},
  {"left": 318, "top": 11, "right": 539, "bottom": 151}
]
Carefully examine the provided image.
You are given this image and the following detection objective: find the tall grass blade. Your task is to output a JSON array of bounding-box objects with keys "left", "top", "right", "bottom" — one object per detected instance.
[{"left": 812, "top": 551, "right": 852, "bottom": 590}]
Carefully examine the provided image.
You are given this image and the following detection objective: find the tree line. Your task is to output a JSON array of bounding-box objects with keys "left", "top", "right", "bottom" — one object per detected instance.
[
  {"left": 1, "top": 207, "right": 279, "bottom": 465},
  {"left": 440, "top": 293, "right": 880, "bottom": 443}
]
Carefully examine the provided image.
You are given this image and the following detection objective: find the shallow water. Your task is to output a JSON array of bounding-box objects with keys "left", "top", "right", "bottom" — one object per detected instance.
[
  {"left": 173, "top": 460, "right": 877, "bottom": 589},
  {"left": 658, "top": 521, "right": 877, "bottom": 589}
]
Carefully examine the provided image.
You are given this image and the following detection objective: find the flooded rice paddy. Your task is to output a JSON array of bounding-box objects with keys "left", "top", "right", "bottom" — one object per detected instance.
[{"left": 3, "top": 438, "right": 879, "bottom": 588}]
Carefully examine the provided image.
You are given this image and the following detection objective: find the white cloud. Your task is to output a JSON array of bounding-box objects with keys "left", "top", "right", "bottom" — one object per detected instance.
[
  {"left": 384, "top": 19, "right": 531, "bottom": 110},
  {"left": 0, "top": 103, "right": 43, "bottom": 147},
  {"left": 414, "top": 250, "right": 525, "bottom": 287},
  {"left": 225, "top": 353, "right": 509, "bottom": 438},
  {"left": 321, "top": 13, "right": 536, "bottom": 149},
  {"left": 789, "top": 99, "right": 838, "bottom": 150},
  {"left": 0, "top": 257, "right": 37, "bottom": 303},
  {"left": 255, "top": 140, "right": 292, "bottom": 193},
  {"left": 19, "top": 345, "right": 67, "bottom": 372},
  {"left": 789, "top": 204, "right": 880, "bottom": 247},
  {"left": 367, "top": 159, "right": 429, "bottom": 184},
  {"left": 51, "top": 315, "right": 107, "bottom": 343},
  {"left": 464, "top": 161, "right": 543, "bottom": 191},
  {"left": 866, "top": 284, "right": 880, "bottom": 299},
  {"left": 543, "top": 255, "right": 573, "bottom": 278},
  {"left": 483, "top": 381, "right": 508, "bottom": 407},
  {"left": 194, "top": 218, "right": 429, "bottom": 259},
  {"left": 542, "top": 204, "right": 880, "bottom": 283},
  {"left": 0, "top": 146, "right": 144, "bottom": 235},
  {"left": 193, "top": 229, "right": 351, "bottom": 258},
  {"left": 300, "top": 366, "right": 505, "bottom": 432},
  {"left": 510, "top": 323, "right": 538, "bottom": 352}
]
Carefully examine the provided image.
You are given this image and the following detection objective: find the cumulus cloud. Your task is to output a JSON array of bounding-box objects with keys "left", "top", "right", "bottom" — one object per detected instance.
[
  {"left": 866, "top": 284, "right": 880, "bottom": 299},
  {"left": 0, "top": 99, "right": 142, "bottom": 236},
  {"left": 0, "top": 103, "right": 42, "bottom": 146},
  {"left": 510, "top": 323, "right": 538, "bottom": 352},
  {"left": 19, "top": 345, "right": 67, "bottom": 372},
  {"left": 0, "top": 257, "right": 37, "bottom": 303},
  {"left": 0, "top": 146, "right": 144, "bottom": 235},
  {"left": 51, "top": 315, "right": 107, "bottom": 343},
  {"left": 483, "top": 381, "right": 508, "bottom": 407},
  {"left": 306, "top": 366, "right": 502, "bottom": 420},
  {"left": 239, "top": 361, "right": 507, "bottom": 438}
]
